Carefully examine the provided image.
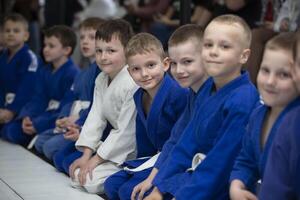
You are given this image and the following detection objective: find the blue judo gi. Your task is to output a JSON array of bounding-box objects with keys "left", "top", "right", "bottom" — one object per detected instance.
[
  {"left": 152, "top": 72, "right": 259, "bottom": 200},
  {"left": 104, "top": 74, "right": 188, "bottom": 200},
  {"left": 259, "top": 105, "right": 300, "bottom": 200},
  {"left": 34, "top": 62, "right": 100, "bottom": 160},
  {"left": 0, "top": 44, "right": 40, "bottom": 119},
  {"left": 1, "top": 59, "right": 79, "bottom": 145},
  {"left": 230, "top": 97, "right": 300, "bottom": 193}
]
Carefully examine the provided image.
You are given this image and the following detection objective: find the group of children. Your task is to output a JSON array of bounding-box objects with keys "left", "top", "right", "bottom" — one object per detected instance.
[{"left": 0, "top": 11, "right": 300, "bottom": 200}]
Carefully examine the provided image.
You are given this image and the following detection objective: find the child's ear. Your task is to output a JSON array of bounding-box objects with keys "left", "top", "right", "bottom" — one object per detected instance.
[
  {"left": 162, "top": 57, "right": 170, "bottom": 72},
  {"left": 23, "top": 31, "right": 30, "bottom": 42},
  {"left": 240, "top": 48, "right": 251, "bottom": 64},
  {"left": 63, "top": 46, "right": 72, "bottom": 56}
]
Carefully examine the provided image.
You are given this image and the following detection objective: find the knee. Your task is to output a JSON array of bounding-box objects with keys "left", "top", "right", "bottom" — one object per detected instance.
[
  {"left": 118, "top": 182, "right": 132, "bottom": 200},
  {"left": 104, "top": 176, "right": 121, "bottom": 200},
  {"left": 34, "top": 136, "right": 45, "bottom": 154},
  {"left": 53, "top": 152, "right": 65, "bottom": 172}
]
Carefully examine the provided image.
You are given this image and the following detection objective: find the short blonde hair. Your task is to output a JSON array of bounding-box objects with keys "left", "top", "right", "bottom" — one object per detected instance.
[
  {"left": 168, "top": 24, "right": 204, "bottom": 49},
  {"left": 209, "top": 14, "right": 252, "bottom": 48},
  {"left": 125, "top": 32, "right": 165, "bottom": 60}
]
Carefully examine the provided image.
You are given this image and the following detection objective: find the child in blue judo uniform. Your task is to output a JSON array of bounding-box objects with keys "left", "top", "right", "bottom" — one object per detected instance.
[
  {"left": 145, "top": 14, "right": 259, "bottom": 200},
  {"left": 68, "top": 19, "right": 139, "bottom": 194},
  {"left": 0, "top": 14, "right": 40, "bottom": 128},
  {"left": 230, "top": 32, "right": 300, "bottom": 200},
  {"left": 1, "top": 25, "right": 79, "bottom": 146},
  {"left": 34, "top": 18, "right": 105, "bottom": 161},
  {"left": 103, "top": 32, "right": 189, "bottom": 199},
  {"left": 115, "top": 24, "right": 208, "bottom": 200},
  {"left": 258, "top": 31, "right": 300, "bottom": 200}
]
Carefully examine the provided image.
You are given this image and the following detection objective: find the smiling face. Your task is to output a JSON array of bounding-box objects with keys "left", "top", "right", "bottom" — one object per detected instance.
[
  {"left": 202, "top": 21, "right": 250, "bottom": 89},
  {"left": 95, "top": 35, "right": 126, "bottom": 79},
  {"left": 79, "top": 28, "right": 96, "bottom": 61},
  {"left": 3, "top": 20, "right": 29, "bottom": 53},
  {"left": 257, "top": 48, "right": 298, "bottom": 108},
  {"left": 169, "top": 38, "right": 206, "bottom": 92},
  {"left": 127, "top": 50, "right": 168, "bottom": 96}
]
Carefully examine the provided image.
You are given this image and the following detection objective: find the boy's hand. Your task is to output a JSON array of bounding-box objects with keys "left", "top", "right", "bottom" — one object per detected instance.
[
  {"left": 230, "top": 180, "right": 258, "bottom": 200},
  {"left": 69, "top": 155, "right": 90, "bottom": 180},
  {"left": 144, "top": 187, "right": 163, "bottom": 200},
  {"left": 56, "top": 116, "right": 77, "bottom": 129},
  {"left": 63, "top": 124, "right": 80, "bottom": 141},
  {"left": 131, "top": 175, "right": 153, "bottom": 200},
  {"left": 22, "top": 117, "right": 36, "bottom": 135},
  {"left": 0, "top": 109, "right": 15, "bottom": 123},
  {"left": 78, "top": 154, "right": 104, "bottom": 185}
]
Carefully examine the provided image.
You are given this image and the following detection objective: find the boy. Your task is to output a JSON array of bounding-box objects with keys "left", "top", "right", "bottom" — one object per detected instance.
[
  {"left": 230, "top": 33, "right": 299, "bottom": 200},
  {"left": 69, "top": 19, "right": 138, "bottom": 194},
  {"left": 145, "top": 14, "right": 259, "bottom": 200},
  {"left": 104, "top": 32, "right": 188, "bottom": 199},
  {"left": 34, "top": 17, "right": 105, "bottom": 161},
  {"left": 1, "top": 25, "right": 79, "bottom": 146},
  {"left": 258, "top": 31, "right": 300, "bottom": 200},
  {"left": 129, "top": 24, "right": 208, "bottom": 200},
  {"left": 0, "top": 13, "right": 40, "bottom": 128}
]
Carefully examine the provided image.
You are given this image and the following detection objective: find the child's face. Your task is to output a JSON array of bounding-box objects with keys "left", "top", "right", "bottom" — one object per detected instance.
[
  {"left": 257, "top": 49, "right": 298, "bottom": 108},
  {"left": 3, "top": 20, "right": 29, "bottom": 51},
  {"left": 43, "top": 36, "right": 70, "bottom": 66},
  {"left": 292, "top": 43, "right": 300, "bottom": 92},
  {"left": 169, "top": 39, "right": 206, "bottom": 91},
  {"left": 95, "top": 35, "right": 126, "bottom": 79},
  {"left": 79, "top": 28, "right": 96, "bottom": 60},
  {"left": 202, "top": 22, "right": 249, "bottom": 82},
  {"left": 127, "top": 51, "right": 168, "bottom": 94}
]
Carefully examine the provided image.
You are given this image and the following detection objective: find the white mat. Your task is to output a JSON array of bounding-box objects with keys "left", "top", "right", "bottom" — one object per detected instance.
[{"left": 0, "top": 139, "right": 103, "bottom": 200}]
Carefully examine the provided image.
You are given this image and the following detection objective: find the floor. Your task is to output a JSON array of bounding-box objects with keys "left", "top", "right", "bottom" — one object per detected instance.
[{"left": 0, "top": 139, "right": 104, "bottom": 200}]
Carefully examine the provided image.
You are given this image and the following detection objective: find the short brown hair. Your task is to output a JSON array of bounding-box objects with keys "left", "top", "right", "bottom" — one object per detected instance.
[
  {"left": 4, "top": 13, "right": 28, "bottom": 30},
  {"left": 79, "top": 17, "right": 105, "bottom": 30},
  {"left": 209, "top": 14, "right": 252, "bottom": 48},
  {"left": 125, "top": 32, "right": 165, "bottom": 60},
  {"left": 95, "top": 19, "right": 134, "bottom": 48},
  {"left": 43, "top": 25, "right": 77, "bottom": 55},
  {"left": 293, "top": 30, "right": 300, "bottom": 60},
  {"left": 266, "top": 32, "right": 296, "bottom": 56},
  {"left": 168, "top": 24, "right": 204, "bottom": 48}
]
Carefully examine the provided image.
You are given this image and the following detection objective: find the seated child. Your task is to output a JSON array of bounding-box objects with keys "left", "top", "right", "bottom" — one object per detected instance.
[
  {"left": 122, "top": 24, "right": 208, "bottom": 200},
  {"left": 1, "top": 25, "right": 79, "bottom": 146},
  {"left": 230, "top": 32, "right": 299, "bottom": 200},
  {"left": 68, "top": 19, "right": 138, "bottom": 194},
  {"left": 0, "top": 13, "right": 40, "bottom": 128},
  {"left": 258, "top": 31, "right": 300, "bottom": 200},
  {"left": 34, "top": 17, "right": 105, "bottom": 161},
  {"left": 145, "top": 14, "right": 259, "bottom": 199},
  {"left": 104, "top": 32, "right": 189, "bottom": 199}
]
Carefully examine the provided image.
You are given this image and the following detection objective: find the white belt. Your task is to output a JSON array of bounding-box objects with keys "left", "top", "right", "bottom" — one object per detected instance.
[
  {"left": 187, "top": 153, "right": 206, "bottom": 172},
  {"left": 5, "top": 93, "right": 15, "bottom": 105},
  {"left": 46, "top": 100, "right": 60, "bottom": 111},
  {"left": 70, "top": 100, "right": 90, "bottom": 116},
  {"left": 124, "top": 153, "right": 161, "bottom": 172}
]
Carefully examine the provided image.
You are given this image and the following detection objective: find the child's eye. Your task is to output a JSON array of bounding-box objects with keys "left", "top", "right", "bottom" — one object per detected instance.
[
  {"left": 203, "top": 43, "right": 212, "bottom": 48},
  {"left": 183, "top": 59, "right": 193, "bottom": 65},
  {"left": 96, "top": 49, "right": 102, "bottom": 54},
  {"left": 147, "top": 63, "right": 156, "bottom": 68},
  {"left": 130, "top": 67, "right": 139, "bottom": 72},
  {"left": 278, "top": 71, "right": 291, "bottom": 79},
  {"left": 260, "top": 67, "right": 269, "bottom": 74},
  {"left": 220, "top": 44, "right": 230, "bottom": 49},
  {"left": 107, "top": 49, "right": 115, "bottom": 53},
  {"left": 170, "top": 61, "right": 176, "bottom": 67}
]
